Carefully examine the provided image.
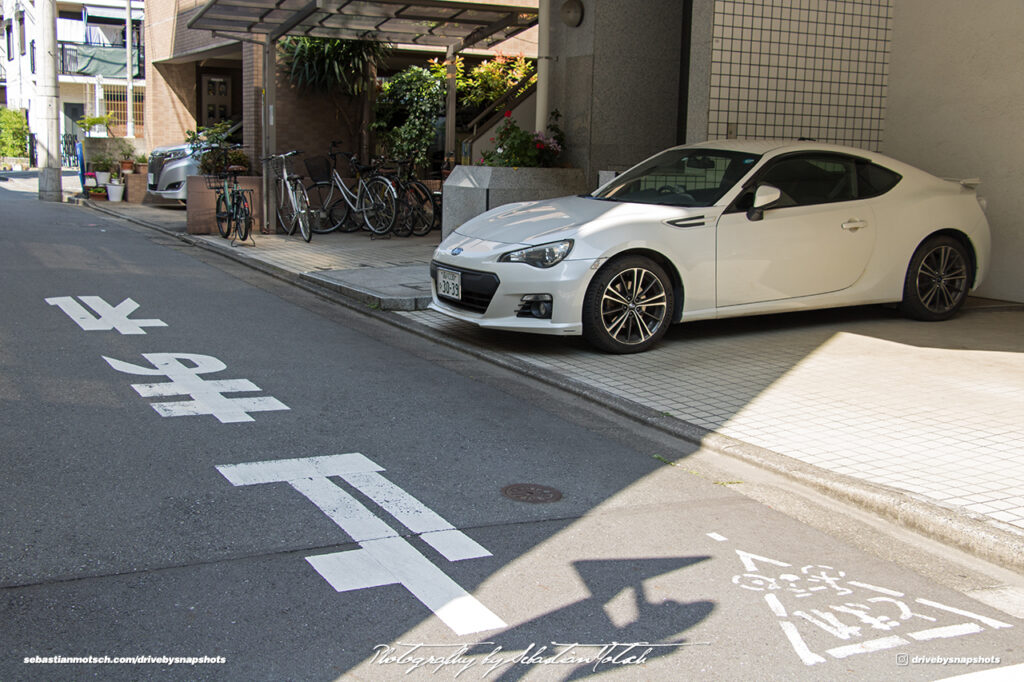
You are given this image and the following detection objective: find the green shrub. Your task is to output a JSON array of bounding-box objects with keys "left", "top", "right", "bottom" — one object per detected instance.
[{"left": 0, "top": 107, "right": 30, "bottom": 157}]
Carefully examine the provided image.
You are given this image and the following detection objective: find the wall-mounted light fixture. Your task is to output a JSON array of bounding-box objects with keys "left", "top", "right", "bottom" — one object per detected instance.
[{"left": 560, "top": 0, "right": 584, "bottom": 27}]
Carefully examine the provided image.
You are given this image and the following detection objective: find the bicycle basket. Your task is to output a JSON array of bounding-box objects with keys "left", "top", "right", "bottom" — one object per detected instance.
[
  {"left": 203, "top": 174, "right": 226, "bottom": 190},
  {"left": 304, "top": 155, "right": 332, "bottom": 184}
]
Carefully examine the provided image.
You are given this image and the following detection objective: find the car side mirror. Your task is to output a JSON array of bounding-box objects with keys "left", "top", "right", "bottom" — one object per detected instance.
[{"left": 747, "top": 184, "right": 782, "bottom": 221}]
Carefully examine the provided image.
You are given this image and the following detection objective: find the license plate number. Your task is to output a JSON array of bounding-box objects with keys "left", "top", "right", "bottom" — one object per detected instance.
[
  {"left": 437, "top": 268, "right": 462, "bottom": 301},
  {"left": 147, "top": 173, "right": 154, "bottom": 186}
]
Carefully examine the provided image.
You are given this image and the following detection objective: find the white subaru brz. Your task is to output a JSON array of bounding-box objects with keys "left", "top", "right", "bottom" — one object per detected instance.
[{"left": 429, "top": 140, "right": 990, "bottom": 353}]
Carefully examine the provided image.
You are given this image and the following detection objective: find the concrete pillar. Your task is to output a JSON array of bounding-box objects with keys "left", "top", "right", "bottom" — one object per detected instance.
[
  {"left": 535, "top": 0, "right": 550, "bottom": 129},
  {"left": 37, "top": 0, "right": 62, "bottom": 201}
]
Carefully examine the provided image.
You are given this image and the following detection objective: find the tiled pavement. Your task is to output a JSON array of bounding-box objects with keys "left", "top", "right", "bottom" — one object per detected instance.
[{"left": 39, "top": 192, "right": 1024, "bottom": 568}]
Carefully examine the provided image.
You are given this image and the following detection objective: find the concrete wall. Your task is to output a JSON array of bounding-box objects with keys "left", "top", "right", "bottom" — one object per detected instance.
[
  {"left": 884, "top": 0, "right": 1024, "bottom": 302},
  {"left": 547, "top": 0, "right": 686, "bottom": 187}
]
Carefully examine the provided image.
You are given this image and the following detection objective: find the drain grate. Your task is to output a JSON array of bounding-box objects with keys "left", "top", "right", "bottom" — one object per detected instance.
[{"left": 501, "top": 483, "right": 563, "bottom": 503}]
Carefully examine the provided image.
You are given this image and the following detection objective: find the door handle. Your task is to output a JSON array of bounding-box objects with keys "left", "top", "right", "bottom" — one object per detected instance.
[{"left": 842, "top": 220, "right": 867, "bottom": 231}]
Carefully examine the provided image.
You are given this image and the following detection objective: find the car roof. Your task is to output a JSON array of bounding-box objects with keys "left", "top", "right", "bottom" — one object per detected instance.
[
  {"left": 679, "top": 138, "right": 875, "bottom": 157},
  {"left": 671, "top": 138, "right": 940, "bottom": 180}
]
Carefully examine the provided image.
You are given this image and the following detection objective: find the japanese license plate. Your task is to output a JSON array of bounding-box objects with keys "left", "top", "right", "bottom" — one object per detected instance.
[
  {"left": 147, "top": 173, "right": 154, "bottom": 186},
  {"left": 437, "top": 268, "right": 462, "bottom": 301}
]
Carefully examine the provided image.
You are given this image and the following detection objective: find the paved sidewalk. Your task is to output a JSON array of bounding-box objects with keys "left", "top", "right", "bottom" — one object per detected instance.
[{"left": 67, "top": 195, "right": 1024, "bottom": 571}]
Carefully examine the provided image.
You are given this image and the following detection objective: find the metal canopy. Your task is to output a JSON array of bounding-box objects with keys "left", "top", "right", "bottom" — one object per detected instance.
[{"left": 187, "top": 0, "right": 538, "bottom": 50}]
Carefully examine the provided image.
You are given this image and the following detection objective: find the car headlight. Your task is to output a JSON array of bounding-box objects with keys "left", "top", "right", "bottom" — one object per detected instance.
[
  {"left": 499, "top": 240, "right": 574, "bottom": 268},
  {"left": 163, "top": 149, "right": 192, "bottom": 161}
]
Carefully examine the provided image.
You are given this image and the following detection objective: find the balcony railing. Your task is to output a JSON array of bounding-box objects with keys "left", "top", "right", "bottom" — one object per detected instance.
[{"left": 58, "top": 41, "right": 145, "bottom": 78}]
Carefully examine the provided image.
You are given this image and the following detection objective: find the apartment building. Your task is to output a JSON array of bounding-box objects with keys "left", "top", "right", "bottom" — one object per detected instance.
[{"left": 2, "top": 0, "right": 144, "bottom": 163}]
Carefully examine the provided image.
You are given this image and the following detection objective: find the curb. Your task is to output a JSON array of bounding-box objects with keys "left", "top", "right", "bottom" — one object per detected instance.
[{"left": 79, "top": 199, "right": 1024, "bottom": 574}]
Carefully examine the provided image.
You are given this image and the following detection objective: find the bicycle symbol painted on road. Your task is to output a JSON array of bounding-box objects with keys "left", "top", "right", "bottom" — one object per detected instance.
[{"left": 730, "top": 548, "right": 1013, "bottom": 665}]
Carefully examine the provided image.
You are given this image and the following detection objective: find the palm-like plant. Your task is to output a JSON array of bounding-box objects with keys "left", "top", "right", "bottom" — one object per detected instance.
[{"left": 278, "top": 37, "right": 391, "bottom": 162}]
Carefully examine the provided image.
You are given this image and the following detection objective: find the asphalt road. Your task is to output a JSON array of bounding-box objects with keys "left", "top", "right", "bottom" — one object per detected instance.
[{"left": 1, "top": 187, "right": 1021, "bottom": 680}]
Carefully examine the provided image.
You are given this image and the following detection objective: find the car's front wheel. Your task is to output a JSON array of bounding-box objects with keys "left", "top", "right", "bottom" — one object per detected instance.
[
  {"left": 900, "top": 236, "right": 973, "bottom": 321},
  {"left": 583, "top": 255, "right": 675, "bottom": 353}
]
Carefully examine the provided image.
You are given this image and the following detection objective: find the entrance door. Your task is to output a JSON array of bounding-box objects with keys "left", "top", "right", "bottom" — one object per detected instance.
[{"left": 201, "top": 75, "right": 232, "bottom": 127}]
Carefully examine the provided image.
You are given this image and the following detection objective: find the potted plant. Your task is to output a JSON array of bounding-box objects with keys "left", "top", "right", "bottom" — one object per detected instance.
[
  {"left": 116, "top": 138, "right": 136, "bottom": 174},
  {"left": 134, "top": 154, "right": 149, "bottom": 176},
  {"left": 88, "top": 186, "right": 108, "bottom": 201},
  {"left": 105, "top": 175, "right": 125, "bottom": 202},
  {"left": 91, "top": 152, "right": 116, "bottom": 184}
]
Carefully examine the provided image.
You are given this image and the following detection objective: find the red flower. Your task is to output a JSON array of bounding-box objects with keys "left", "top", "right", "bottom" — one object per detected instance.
[
  {"left": 536, "top": 142, "right": 544, "bottom": 149},
  {"left": 504, "top": 110, "right": 512, "bottom": 117}
]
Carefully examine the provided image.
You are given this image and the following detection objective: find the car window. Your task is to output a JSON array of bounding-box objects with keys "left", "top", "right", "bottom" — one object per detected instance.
[
  {"left": 754, "top": 154, "right": 857, "bottom": 208},
  {"left": 856, "top": 161, "right": 902, "bottom": 198},
  {"left": 593, "top": 149, "right": 761, "bottom": 207}
]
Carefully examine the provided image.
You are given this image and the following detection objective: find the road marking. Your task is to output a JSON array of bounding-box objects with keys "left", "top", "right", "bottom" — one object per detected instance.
[
  {"left": 706, "top": 532, "right": 728, "bottom": 542},
  {"left": 104, "top": 353, "right": 289, "bottom": 423},
  {"left": 915, "top": 599, "right": 1013, "bottom": 629},
  {"left": 730, "top": 548, "right": 1013, "bottom": 666},
  {"left": 908, "top": 623, "right": 984, "bottom": 640},
  {"left": 46, "top": 296, "right": 167, "bottom": 334},
  {"left": 216, "top": 453, "right": 505, "bottom": 635},
  {"left": 826, "top": 635, "right": 908, "bottom": 659}
]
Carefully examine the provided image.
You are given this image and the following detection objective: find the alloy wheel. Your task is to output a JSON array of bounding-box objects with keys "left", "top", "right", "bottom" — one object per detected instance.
[
  {"left": 914, "top": 244, "right": 968, "bottom": 315},
  {"left": 599, "top": 267, "right": 669, "bottom": 346}
]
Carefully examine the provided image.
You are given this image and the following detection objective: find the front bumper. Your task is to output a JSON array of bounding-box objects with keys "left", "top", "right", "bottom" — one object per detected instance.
[
  {"left": 147, "top": 155, "right": 196, "bottom": 201},
  {"left": 428, "top": 256, "right": 597, "bottom": 335}
]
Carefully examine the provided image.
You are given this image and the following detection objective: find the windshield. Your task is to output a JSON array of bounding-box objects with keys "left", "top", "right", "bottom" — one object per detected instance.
[{"left": 593, "top": 148, "right": 762, "bottom": 207}]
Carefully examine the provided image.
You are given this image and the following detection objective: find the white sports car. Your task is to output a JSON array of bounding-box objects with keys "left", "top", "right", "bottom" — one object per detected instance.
[{"left": 430, "top": 140, "right": 990, "bottom": 353}]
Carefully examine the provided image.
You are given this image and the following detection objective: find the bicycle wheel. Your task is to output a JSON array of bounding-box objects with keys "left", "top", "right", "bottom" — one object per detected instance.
[
  {"left": 215, "top": 192, "right": 232, "bottom": 238},
  {"left": 391, "top": 182, "right": 414, "bottom": 238},
  {"left": 276, "top": 181, "right": 297, "bottom": 235},
  {"left": 408, "top": 181, "right": 437, "bottom": 236},
  {"left": 294, "top": 182, "right": 312, "bottom": 242},
  {"left": 360, "top": 176, "right": 398, "bottom": 235},
  {"left": 233, "top": 191, "right": 251, "bottom": 241},
  {"left": 328, "top": 197, "right": 354, "bottom": 232},
  {"left": 306, "top": 181, "right": 341, "bottom": 233}
]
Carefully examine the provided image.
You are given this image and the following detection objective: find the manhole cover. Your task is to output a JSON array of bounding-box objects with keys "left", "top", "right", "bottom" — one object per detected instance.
[{"left": 501, "top": 483, "right": 563, "bottom": 503}]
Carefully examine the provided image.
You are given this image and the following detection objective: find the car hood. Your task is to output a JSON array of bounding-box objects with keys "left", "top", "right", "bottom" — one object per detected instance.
[
  {"left": 452, "top": 195, "right": 701, "bottom": 245},
  {"left": 150, "top": 143, "right": 192, "bottom": 156}
]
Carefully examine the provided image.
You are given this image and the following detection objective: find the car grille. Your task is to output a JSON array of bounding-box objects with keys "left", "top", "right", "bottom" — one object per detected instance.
[
  {"left": 148, "top": 154, "right": 166, "bottom": 189},
  {"left": 430, "top": 261, "right": 499, "bottom": 314}
]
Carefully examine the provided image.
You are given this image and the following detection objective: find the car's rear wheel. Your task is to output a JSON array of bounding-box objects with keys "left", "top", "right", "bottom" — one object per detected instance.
[
  {"left": 900, "top": 235, "right": 973, "bottom": 321},
  {"left": 583, "top": 255, "right": 674, "bottom": 353}
]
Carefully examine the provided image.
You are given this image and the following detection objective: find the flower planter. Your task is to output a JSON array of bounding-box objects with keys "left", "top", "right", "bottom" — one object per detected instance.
[
  {"left": 95, "top": 171, "right": 112, "bottom": 185},
  {"left": 120, "top": 160, "right": 135, "bottom": 174},
  {"left": 441, "top": 165, "right": 589, "bottom": 239},
  {"left": 106, "top": 183, "right": 125, "bottom": 202}
]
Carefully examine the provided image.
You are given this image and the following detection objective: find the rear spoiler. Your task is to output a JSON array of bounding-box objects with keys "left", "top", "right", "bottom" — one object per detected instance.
[{"left": 944, "top": 177, "right": 981, "bottom": 190}]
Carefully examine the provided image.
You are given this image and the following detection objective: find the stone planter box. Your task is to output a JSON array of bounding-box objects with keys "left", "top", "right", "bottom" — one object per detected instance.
[
  {"left": 186, "top": 175, "right": 263, "bottom": 235},
  {"left": 124, "top": 174, "right": 147, "bottom": 203},
  {"left": 441, "top": 165, "right": 589, "bottom": 239}
]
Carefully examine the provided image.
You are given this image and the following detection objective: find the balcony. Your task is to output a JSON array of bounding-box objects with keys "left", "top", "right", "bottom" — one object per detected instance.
[{"left": 59, "top": 41, "right": 145, "bottom": 79}]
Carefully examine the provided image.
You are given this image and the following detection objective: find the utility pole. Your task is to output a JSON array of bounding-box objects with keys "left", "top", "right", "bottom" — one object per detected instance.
[
  {"left": 37, "top": 0, "right": 62, "bottom": 201},
  {"left": 125, "top": 0, "right": 134, "bottom": 138}
]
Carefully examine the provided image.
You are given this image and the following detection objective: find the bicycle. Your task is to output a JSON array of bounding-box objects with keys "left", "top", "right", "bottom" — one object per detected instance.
[
  {"left": 263, "top": 150, "right": 312, "bottom": 242},
  {"left": 383, "top": 158, "right": 439, "bottom": 238},
  {"left": 206, "top": 145, "right": 253, "bottom": 244},
  {"left": 303, "top": 143, "right": 397, "bottom": 236}
]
